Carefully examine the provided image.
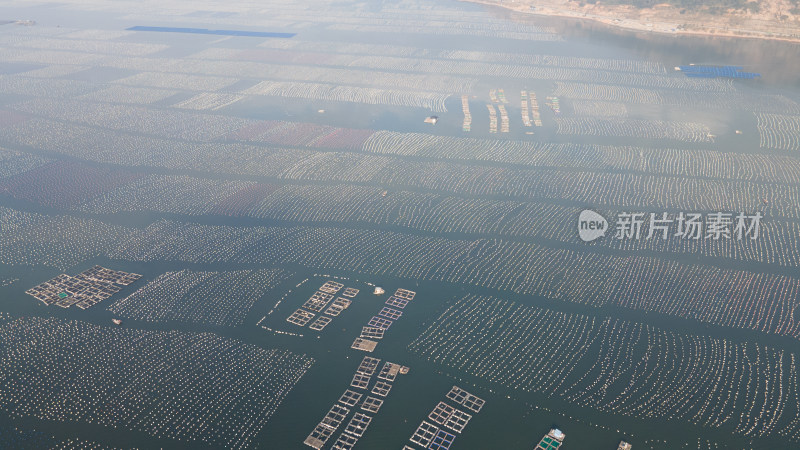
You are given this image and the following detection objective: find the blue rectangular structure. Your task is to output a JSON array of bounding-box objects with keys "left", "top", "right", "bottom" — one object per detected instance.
[
  {"left": 678, "top": 65, "right": 760, "bottom": 79},
  {"left": 126, "top": 26, "right": 295, "bottom": 38}
]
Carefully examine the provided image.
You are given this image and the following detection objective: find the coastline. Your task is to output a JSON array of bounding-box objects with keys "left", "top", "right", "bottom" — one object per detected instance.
[{"left": 461, "top": 0, "right": 800, "bottom": 44}]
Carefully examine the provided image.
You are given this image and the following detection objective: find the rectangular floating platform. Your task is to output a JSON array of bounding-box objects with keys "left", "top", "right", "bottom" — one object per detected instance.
[
  {"left": 445, "top": 409, "right": 472, "bottom": 433},
  {"left": 126, "top": 26, "right": 296, "bottom": 38},
  {"left": 351, "top": 373, "right": 371, "bottom": 389},
  {"left": 536, "top": 429, "right": 565, "bottom": 450},
  {"left": 430, "top": 429, "right": 457, "bottom": 450},
  {"left": 332, "top": 432, "right": 359, "bottom": 449},
  {"left": 393, "top": 288, "right": 416, "bottom": 300},
  {"left": 325, "top": 304, "right": 344, "bottom": 316},
  {"left": 410, "top": 421, "right": 440, "bottom": 448},
  {"left": 377, "top": 362, "right": 401, "bottom": 382},
  {"left": 319, "top": 280, "right": 345, "bottom": 294},
  {"left": 446, "top": 386, "right": 485, "bottom": 413},
  {"left": 360, "top": 326, "right": 384, "bottom": 339},
  {"left": 367, "top": 316, "right": 392, "bottom": 330},
  {"left": 309, "top": 316, "right": 332, "bottom": 331},
  {"left": 361, "top": 396, "right": 384, "bottom": 413},
  {"left": 371, "top": 381, "right": 393, "bottom": 397},
  {"left": 321, "top": 404, "right": 349, "bottom": 430},
  {"left": 378, "top": 306, "right": 403, "bottom": 320},
  {"left": 303, "top": 425, "right": 332, "bottom": 449},
  {"left": 385, "top": 296, "right": 409, "bottom": 309},
  {"left": 428, "top": 401, "right": 455, "bottom": 426},
  {"left": 303, "top": 291, "right": 334, "bottom": 312},
  {"left": 342, "top": 287, "right": 359, "bottom": 297},
  {"left": 356, "top": 356, "right": 381, "bottom": 375},
  {"left": 678, "top": 65, "right": 760, "bottom": 79},
  {"left": 287, "top": 308, "right": 315, "bottom": 326},
  {"left": 351, "top": 337, "right": 378, "bottom": 352},
  {"left": 343, "top": 412, "right": 372, "bottom": 437},
  {"left": 339, "top": 389, "right": 363, "bottom": 407}
]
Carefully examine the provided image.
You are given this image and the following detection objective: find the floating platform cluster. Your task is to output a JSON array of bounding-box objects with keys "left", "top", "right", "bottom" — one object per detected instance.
[
  {"left": 535, "top": 428, "right": 565, "bottom": 449},
  {"left": 304, "top": 356, "right": 409, "bottom": 449},
  {"left": 351, "top": 288, "right": 415, "bottom": 353},
  {"left": 461, "top": 95, "right": 471, "bottom": 131},
  {"left": 26, "top": 265, "right": 140, "bottom": 309},
  {"left": 287, "top": 280, "right": 358, "bottom": 332},
  {"left": 677, "top": 65, "right": 760, "bottom": 79},
  {"left": 405, "top": 385, "right": 484, "bottom": 449}
]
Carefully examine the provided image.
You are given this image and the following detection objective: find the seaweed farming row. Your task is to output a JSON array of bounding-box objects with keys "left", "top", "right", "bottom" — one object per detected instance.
[
  {"left": 256, "top": 39, "right": 665, "bottom": 74},
  {"left": 79, "top": 85, "right": 179, "bottom": 105},
  {"left": 3, "top": 155, "right": 798, "bottom": 267},
  {"left": 67, "top": 175, "right": 799, "bottom": 265},
  {"left": 173, "top": 92, "right": 246, "bottom": 111},
  {"left": 116, "top": 72, "right": 239, "bottom": 92},
  {"left": 4, "top": 206, "right": 798, "bottom": 339},
  {"left": 0, "top": 206, "right": 127, "bottom": 268},
  {"left": 9, "top": 99, "right": 250, "bottom": 142},
  {"left": 0, "top": 147, "right": 50, "bottom": 178},
  {"left": 6, "top": 131, "right": 800, "bottom": 228},
  {"left": 107, "top": 268, "right": 291, "bottom": 326},
  {"left": 408, "top": 294, "right": 800, "bottom": 442},
  {"left": 243, "top": 81, "right": 451, "bottom": 112},
  {"left": 0, "top": 317, "right": 313, "bottom": 449},
  {"left": 553, "top": 82, "right": 800, "bottom": 114},
  {"left": 569, "top": 100, "right": 628, "bottom": 118},
  {"left": 0, "top": 426, "right": 121, "bottom": 450},
  {"left": 200, "top": 45, "right": 729, "bottom": 90},
  {"left": 71, "top": 161, "right": 799, "bottom": 225},
  {"left": 326, "top": 23, "right": 560, "bottom": 41},
  {"left": 756, "top": 112, "right": 800, "bottom": 151},
  {"left": 8, "top": 116, "right": 800, "bottom": 188},
  {"left": 554, "top": 117, "right": 713, "bottom": 143}
]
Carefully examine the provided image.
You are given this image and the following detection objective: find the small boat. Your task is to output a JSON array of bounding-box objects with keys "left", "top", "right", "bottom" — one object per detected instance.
[
  {"left": 373, "top": 287, "right": 385, "bottom": 295},
  {"left": 112, "top": 318, "right": 122, "bottom": 326}
]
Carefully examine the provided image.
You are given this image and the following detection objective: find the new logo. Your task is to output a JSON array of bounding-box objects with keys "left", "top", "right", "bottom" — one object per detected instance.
[{"left": 578, "top": 210, "right": 607, "bottom": 242}]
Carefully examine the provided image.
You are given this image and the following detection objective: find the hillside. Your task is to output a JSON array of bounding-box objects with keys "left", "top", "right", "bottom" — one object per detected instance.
[{"left": 464, "top": 0, "right": 800, "bottom": 41}]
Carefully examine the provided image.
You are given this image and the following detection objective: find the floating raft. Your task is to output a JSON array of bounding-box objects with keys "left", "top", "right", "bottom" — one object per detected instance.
[
  {"left": 676, "top": 65, "right": 760, "bottom": 79},
  {"left": 25, "top": 265, "right": 141, "bottom": 309},
  {"left": 545, "top": 96, "right": 560, "bottom": 115},
  {"left": 535, "top": 428, "right": 565, "bottom": 449},
  {"left": 352, "top": 338, "right": 378, "bottom": 352},
  {"left": 461, "top": 95, "right": 471, "bottom": 131}
]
